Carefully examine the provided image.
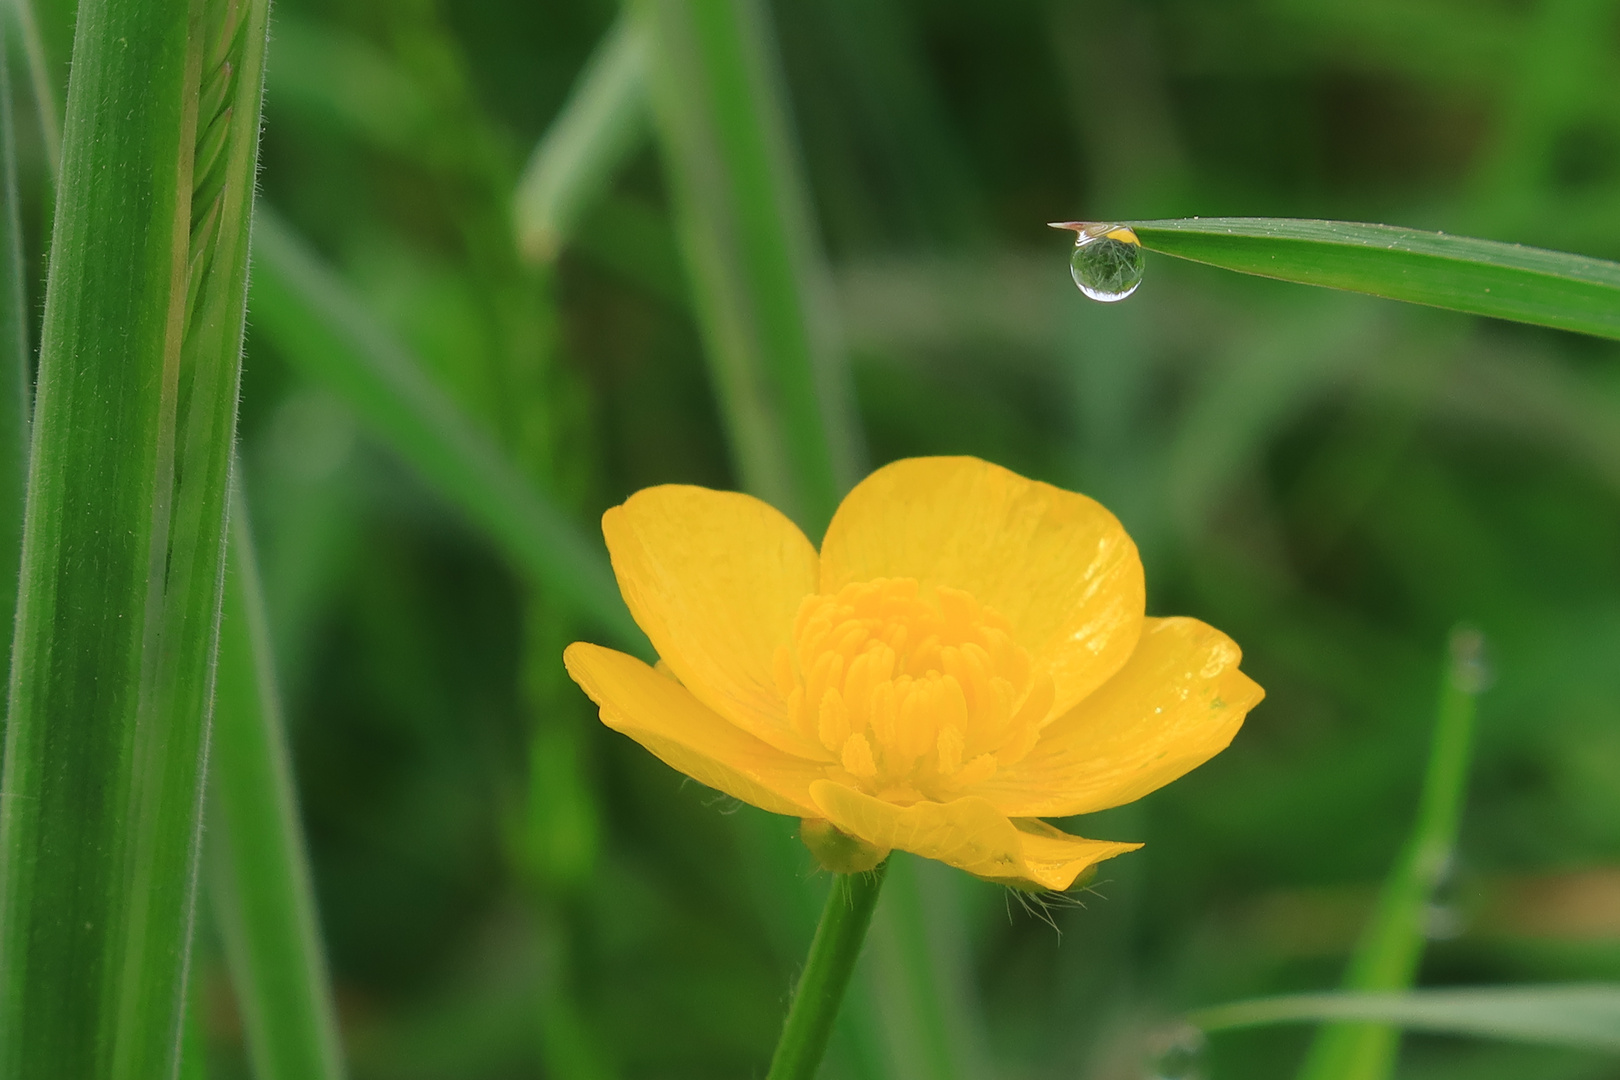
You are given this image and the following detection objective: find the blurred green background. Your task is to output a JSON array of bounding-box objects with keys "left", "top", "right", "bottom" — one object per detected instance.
[{"left": 35, "top": 0, "right": 1618, "bottom": 1076}]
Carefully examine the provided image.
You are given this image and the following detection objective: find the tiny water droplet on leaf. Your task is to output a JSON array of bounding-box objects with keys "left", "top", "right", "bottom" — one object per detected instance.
[{"left": 1050, "top": 221, "right": 1145, "bottom": 302}]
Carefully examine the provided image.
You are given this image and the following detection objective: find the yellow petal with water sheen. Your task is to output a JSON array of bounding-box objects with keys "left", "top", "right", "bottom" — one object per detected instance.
[
  {"left": 819, "top": 457, "right": 1145, "bottom": 720},
  {"left": 603, "top": 485, "right": 824, "bottom": 759},
  {"left": 565, "top": 643, "right": 822, "bottom": 816},
  {"left": 808, "top": 780, "right": 1136, "bottom": 889},
  {"left": 977, "top": 617, "right": 1263, "bottom": 817}
]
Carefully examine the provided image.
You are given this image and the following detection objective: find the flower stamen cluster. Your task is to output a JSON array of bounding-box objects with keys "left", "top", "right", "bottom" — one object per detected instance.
[{"left": 777, "top": 579, "right": 1053, "bottom": 803}]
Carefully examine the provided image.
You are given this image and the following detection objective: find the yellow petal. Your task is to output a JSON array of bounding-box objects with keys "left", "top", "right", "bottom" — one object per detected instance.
[
  {"left": 565, "top": 643, "right": 824, "bottom": 816},
  {"left": 808, "top": 780, "right": 1137, "bottom": 889},
  {"left": 819, "top": 457, "right": 1144, "bottom": 719},
  {"left": 977, "top": 617, "right": 1263, "bottom": 817},
  {"left": 604, "top": 484, "right": 824, "bottom": 758}
]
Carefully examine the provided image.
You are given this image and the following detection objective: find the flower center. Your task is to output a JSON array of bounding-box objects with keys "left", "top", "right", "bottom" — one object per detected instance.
[{"left": 773, "top": 578, "right": 1053, "bottom": 803}]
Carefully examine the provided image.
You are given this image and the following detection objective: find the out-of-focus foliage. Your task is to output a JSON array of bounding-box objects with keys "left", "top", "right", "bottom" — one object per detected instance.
[{"left": 94, "top": 0, "right": 1620, "bottom": 1076}]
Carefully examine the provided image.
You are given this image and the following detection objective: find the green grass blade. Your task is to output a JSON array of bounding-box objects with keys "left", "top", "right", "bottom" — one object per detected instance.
[
  {"left": 635, "top": 0, "right": 863, "bottom": 534},
  {"left": 248, "top": 208, "right": 643, "bottom": 651},
  {"left": 0, "top": 0, "right": 270, "bottom": 1075},
  {"left": 209, "top": 481, "right": 346, "bottom": 1080},
  {"left": 178, "top": 968, "right": 210, "bottom": 1080},
  {"left": 1129, "top": 218, "right": 1620, "bottom": 339},
  {"left": 1190, "top": 985, "right": 1620, "bottom": 1053},
  {"left": 0, "top": 18, "right": 31, "bottom": 684},
  {"left": 1296, "top": 627, "right": 1488, "bottom": 1080},
  {"left": 514, "top": 13, "right": 648, "bottom": 263}
]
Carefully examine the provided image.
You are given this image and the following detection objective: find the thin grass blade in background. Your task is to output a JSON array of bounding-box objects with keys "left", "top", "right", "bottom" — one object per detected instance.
[
  {"left": 1130, "top": 218, "right": 1620, "bottom": 340},
  {"left": 514, "top": 13, "right": 648, "bottom": 264},
  {"left": 4, "top": 0, "right": 58, "bottom": 180},
  {"left": 635, "top": 0, "right": 861, "bottom": 534},
  {"left": 248, "top": 209, "right": 642, "bottom": 652},
  {"left": 263, "top": 15, "right": 436, "bottom": 165},
  {"left": 0, "top": 0, "right": 270, "bottom": 1075},
  {"left": 1296, "top": 627, "right": 1488, "bottom": 1080},
  {"left": 209, "top": 482, "right": 346, "bottom": 1080},
  {"left": 1191, "top": 985, "right": 1620, "bottom": 1053},
  {"left": 0, "top": 15, "right": 31, "bottom": 685}
]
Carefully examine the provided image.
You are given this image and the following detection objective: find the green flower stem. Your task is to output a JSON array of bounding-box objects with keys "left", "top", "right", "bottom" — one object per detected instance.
[{"left": 766, "top": 863, "right": 889, "bottom": 1080}]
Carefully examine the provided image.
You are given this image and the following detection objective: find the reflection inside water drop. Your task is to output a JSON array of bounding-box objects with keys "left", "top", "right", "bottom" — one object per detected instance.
[{"left": 1050, "top": 221, "right": 1145, "bottom": 302}]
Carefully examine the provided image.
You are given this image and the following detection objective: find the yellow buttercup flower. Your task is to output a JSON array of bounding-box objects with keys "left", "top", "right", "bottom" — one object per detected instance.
[{"left": 564, "top": 456, "right": 1263, "bottom": 890}]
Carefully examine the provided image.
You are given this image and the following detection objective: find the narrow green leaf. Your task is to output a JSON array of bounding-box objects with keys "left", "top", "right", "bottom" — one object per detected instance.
[
  {"left": 0, "top": 0, "right": 271, "bottom": 1075},
  {"left": 247, "top": 208, "right": 643, "bottom": 652},
  {"left": 208, "top": 481, "right": 346, "bottom": 1080},
  {"left": 1129, "top": 217, "right": 1620, "bottom": 340},
  {"left": 635, "top": 0, "right": 863, "bottom": 534},
  {"left": 0, "top": 14, "right": 32, "bottom": 684},
  {"left": 1297, "top": 627, "right": 1488, "bottom": 1080},
  {"left": 1190, "top": 985, "right": 1620, "bottom": 1053},
  {"left": 514, "top": 13, "right": 649, "bottom": 263}
]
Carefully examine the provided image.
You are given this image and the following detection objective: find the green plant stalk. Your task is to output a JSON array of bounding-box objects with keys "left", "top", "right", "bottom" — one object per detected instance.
[
  {"left": 861, "top": 856, "right": 993, "bottom": 1080},
  {"left": 767, "top": 864, "right": 889, "bottom": 1080},
  {"left": 634, "top": 0, "right": 862, "bottom": 535},
  {"left": 1129, "top": 218, "right": 1620, "bottom": 340},
  {"left": 1297, "top": 627, "right": 1485, "bottom": 1080},
  {"left": 0, "top": 0, "right": 270, "bottom": 1074},
  {"left": 0, "top": 13, "right": 31, "bottom": 689},
  {"left": 248, "top": 209, "right": 643, "bottom": 652},
  {"left": 514, "top": 12, "right": 648, "bottom": 263},
  {"left": 632, "top": 6, "right": 988, "bottom": 1077},
  {"left": 208, "top": 482, "right": 346, "bottom": 1080}
]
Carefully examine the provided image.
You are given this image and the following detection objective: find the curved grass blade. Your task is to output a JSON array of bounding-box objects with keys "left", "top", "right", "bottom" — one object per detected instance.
[
  {"left": 0, "top": 0, "right": 271, "bottom": 1075},
  {"left": 208, "top": 481, "right": 346, "bottom": 1080},
  {"left": 514, "top": 13, "right": 649, "bottom": 264},
  {"left": 635, "top": 0, "right": 862, "bottom": 535},
  {"left": 1297, "top": 627, "right": 1488, "bottom": 1080},
  {"left": 248, "top": 208, "right": 643, "bottom": 652},
  {"left": 1190, "top": 985, "right": 1620, "bottom": 1053},
  {"left": 1129, "top": 217, "right": 1620, "bottom": 340}
]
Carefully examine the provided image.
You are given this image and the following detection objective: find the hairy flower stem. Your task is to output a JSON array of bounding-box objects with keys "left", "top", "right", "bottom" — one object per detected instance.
[{"left": 766, "top": 861, "right": 889, "bottom": 1080}]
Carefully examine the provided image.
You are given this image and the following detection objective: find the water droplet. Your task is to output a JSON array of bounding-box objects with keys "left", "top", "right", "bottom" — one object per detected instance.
[
  {"left": 1143, "top": 1024, "right": 1206, "bottom": 1080},
  {"left": 1050, "top": 221, "right": 1145, "bottom": 302}
]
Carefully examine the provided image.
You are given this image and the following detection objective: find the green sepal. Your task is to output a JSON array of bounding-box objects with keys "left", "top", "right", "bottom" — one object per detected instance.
[{"left": 799, "top": 818, "right": 888, "bottom": 874}]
